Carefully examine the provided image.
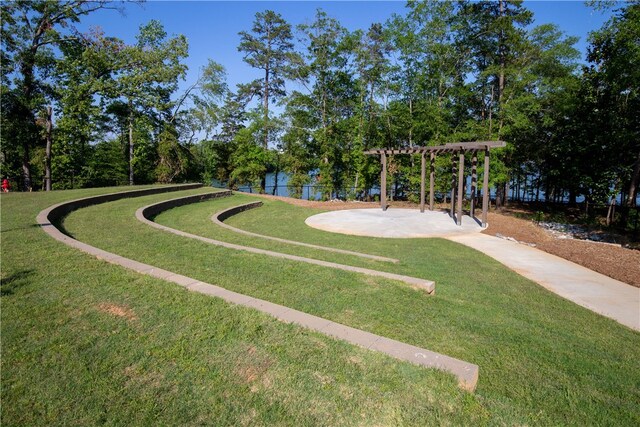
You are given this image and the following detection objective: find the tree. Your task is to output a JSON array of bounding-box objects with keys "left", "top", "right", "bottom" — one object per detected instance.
[
  {"left": 52, "top": 28, "right": 124, "bottom": 189},
  {"left": 112, "top": 20, "right": 188, "bottom": 185},
  {"left": 458, "top": 0, "right": 534, "bottom": 206},
  {"left": 229, "top": 111, "right": 268, "bottom": 191},
  {"left": 0, "top": 0, "right": 122, "bottom": 190},
  {"left": 237, "top": 10, "right": 297, "bottom": 149},
  {"left": 187, "top": 60, "right": 228, "bottom": 140},
  {"left": 288, "top": 9, "right": 359, "bottom": 199},
  {"left": 86, "top": 138, "right": 129, "bottom": 187},
  {"left": 389, "top": 1, "right": 467, "bottom": 144},
  {"left": 586, "top": 3, "right": 640, "bottom": 207},
  {"left": 237, "top": 10, "right": 299, "bottom": 193}
]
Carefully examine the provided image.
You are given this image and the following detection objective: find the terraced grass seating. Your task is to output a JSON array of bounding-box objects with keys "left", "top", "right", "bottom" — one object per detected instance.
[
  {"left": 36, "top": 186, "right": 480, "bottom": 391},
  {"left": 213, "top": 201, "right": 399, "bottom": 263},
  {"left": 43, "top": 183, "right": 203, "bottom": 227},
  {"left": 141, "top": 189, "right": 233, "bottom": 219},
  {"left": 137, "top": 193, "right": 435, "bottom": 294}
]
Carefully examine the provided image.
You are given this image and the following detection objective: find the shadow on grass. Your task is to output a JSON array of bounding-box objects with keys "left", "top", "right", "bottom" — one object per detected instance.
[
  {"left": 1, "top": 269, "right": 35, "bottom": 296},
  {"left": 0, "top": 223, "right": 42, "bottom": 233}
]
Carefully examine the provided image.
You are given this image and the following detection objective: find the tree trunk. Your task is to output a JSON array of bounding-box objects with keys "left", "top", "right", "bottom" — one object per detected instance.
[
  {"left": 497, "top": 0, "right": 506, "bottom": 134},
  {"left": 354, "top": 172, "right": 359, "bottom": 199},
  {"left": 488, "top": 86, "right": 494, "bottom": 138},
  {"left": 264, "top": 66, "right": 270, "bottom": 149},
  {"left": 128, "top": 110, "right": 134, "bottom": 186},
  {"left": 21, "top": 148, "right": 32, "bottom": 191},
  {"left": 606, "top": 194, "right": 616, "bottom": 226},
  {"left": 408, "top": 98, "right": 413, "bottom": 148},
  {"left": 20, "top": 50, "right": 37, "bottom": 192},
  {"left": 272, "top": 165, "right": 279, "bottom": 196},
  {"left": 626, "top": 149, "right": 640, "bottom": 207},
  {"left": 44, "top": 106, "right": 53, "bottom": 191},
  {"left": 503, "top": 181, "right": 509, "bottom": 207}
]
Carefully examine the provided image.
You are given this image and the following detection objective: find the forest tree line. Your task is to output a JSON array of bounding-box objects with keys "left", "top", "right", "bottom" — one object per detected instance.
[{"left": 1, "top": 0, "right": 639, "bottom": 209}]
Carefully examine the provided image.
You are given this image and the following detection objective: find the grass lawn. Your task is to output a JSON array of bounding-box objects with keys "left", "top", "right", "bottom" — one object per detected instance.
[{"left": 2, "top": 187, "right": 639, "bottom": 425}]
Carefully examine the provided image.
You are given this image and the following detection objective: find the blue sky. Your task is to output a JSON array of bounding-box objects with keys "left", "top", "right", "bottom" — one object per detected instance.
[{"left": 76, "top": 1, "right": 616, "bottom": 97}]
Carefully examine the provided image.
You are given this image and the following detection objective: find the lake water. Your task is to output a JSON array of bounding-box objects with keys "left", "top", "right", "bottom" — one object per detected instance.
[{"left": 214, "top": 172, "right": 638, "bottom": 205}]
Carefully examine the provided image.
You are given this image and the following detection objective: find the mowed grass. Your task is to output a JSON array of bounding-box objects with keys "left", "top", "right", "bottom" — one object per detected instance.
[
  {"left": 2, "top": 187, "right": 482, "bottom": 426},
  {"left": 0, "top": 187, "right": 637, "bottom": 425}
]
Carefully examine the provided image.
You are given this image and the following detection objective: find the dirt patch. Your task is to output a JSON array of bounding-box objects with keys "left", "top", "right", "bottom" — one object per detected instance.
[
  {"left": 123, "top": 364, "right": 164, "bottom": 388},
  {"left": 97, "top": 302, "right": 138, "bottom": 321},
  {"left": 233, "top": 345, "right": 273, "bottom": 392},
  {"left": 247, "top": 193, "right": 640, "bottom": 288}
]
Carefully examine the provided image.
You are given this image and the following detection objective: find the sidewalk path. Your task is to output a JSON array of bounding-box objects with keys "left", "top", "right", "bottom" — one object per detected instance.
[{"left": 447, "top": 234, "right": 640, "bottom": 331}]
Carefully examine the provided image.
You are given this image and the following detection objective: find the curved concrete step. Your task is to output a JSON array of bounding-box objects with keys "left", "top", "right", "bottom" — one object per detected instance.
[
  {"left": 212, "top": 201, "right": 399, "bottom": 263},
  {"left": 37, "top": 186, "right": 478, "bottom": 391},
  {"left": 137, "top": 194, "right": 434, "bottom": 294}
]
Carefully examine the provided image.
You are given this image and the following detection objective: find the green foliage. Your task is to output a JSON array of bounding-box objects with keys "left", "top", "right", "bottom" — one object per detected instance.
[
  {"left": 156, "top": 127, "right": 190, "bottom": 183},
  {"left": 229, "top": 120, "right": 268, "bottom": 190},
  {"left": 584, "top": 2, "right": 640, "bottom": 206},
  {"left": 0, "top": 0, "right": 123, "bottom": 189},
  {"left": 2, "top": 1, "right": 638, "bottom": 213},
  {"left": 238, "top": 10, "right": 297, "bottom": 150},
  {"left": 86, "top": 139, "right": 129, "bottom": 187}
]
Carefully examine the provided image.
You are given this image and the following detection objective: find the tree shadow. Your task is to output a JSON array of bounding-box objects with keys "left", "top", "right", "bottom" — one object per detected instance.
[
  {"left": 1, "top": 269, "right": 35, "bottom": 296},
  {"left": 0, "top": 223, "right": 43, "bottom": 233}
]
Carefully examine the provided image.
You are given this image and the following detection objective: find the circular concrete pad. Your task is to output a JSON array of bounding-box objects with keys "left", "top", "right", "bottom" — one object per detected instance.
[{"left": 305, "top": 208, "right": 485, "bottom": 238}]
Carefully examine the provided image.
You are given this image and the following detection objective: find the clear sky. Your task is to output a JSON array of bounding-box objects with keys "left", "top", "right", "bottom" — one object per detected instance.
[{"left": 76, "top": 0, "right": 616, "bottom": 98}]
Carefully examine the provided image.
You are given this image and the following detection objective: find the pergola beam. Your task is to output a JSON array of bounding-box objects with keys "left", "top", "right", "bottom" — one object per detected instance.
[
  {"left": 365, "top": 141, "right": 504, "bottom": 222},
  {"left": 364, "top": 140, "right": 506, "bottom": 156}
]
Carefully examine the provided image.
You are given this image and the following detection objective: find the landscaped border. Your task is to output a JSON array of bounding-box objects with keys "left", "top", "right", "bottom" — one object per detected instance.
[
  {"left": 36, "top": 186, "right": 478, "bottom": 391},
  {"left": 212, "top": 201, "right": 399, "bottom": 263}
]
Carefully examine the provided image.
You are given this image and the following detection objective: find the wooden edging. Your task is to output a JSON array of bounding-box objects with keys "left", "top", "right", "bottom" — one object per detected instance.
[
  {"left": 37, "top": 186, "right": 478, "bottom": 391},
  {"left": 212, "top": 201, "right": 400, "bottom": 263},
  {"left": 137, "top": 193, "right": 435, "bottom": 294}
]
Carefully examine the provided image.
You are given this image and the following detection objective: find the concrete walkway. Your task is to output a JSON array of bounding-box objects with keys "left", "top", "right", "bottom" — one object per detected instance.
[
  {"left": 447, "top": 234, "right": 640, "bottom": 331},
  {"left": 305, "top": 208, "right": 639, "bottom": 331}
]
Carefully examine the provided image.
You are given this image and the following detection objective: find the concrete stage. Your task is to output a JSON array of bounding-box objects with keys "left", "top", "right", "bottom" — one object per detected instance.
[{"left": 305, "top": 208, "right": 485, "bottom": 238}]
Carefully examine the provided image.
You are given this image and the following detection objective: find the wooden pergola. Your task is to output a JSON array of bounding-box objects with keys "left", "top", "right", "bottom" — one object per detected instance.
[{"left": 364, "top": 141, "right": 506, "bottom": 227}]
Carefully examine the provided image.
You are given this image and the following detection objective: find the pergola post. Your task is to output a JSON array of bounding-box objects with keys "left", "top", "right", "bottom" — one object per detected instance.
[
  {"left": 450, "top": 153, "right": 456, "bottom": 218},
  {"left": 429, "top": 152, "right": 435, "bottom": 211},
  {"left": 362, "top": 142, "right": 505, "bottom": 222},
  {"left": 482, "top": 148, "right": 490, "bottom": 227},
  {"left": 420, "top": 152, "right": 426, "bottom": 213},
  {"left": 381, "top": 152, "right": 387, "bottom": 211},
  {"left": 471, "top": 151, "right": 477, "bottom": 219},
  {"left": 457, "top": 150, "right": 464, "bottom": 226}
]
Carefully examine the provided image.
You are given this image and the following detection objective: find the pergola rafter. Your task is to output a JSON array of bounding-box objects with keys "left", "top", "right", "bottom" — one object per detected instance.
[{"left": 364, "top": 141, "right": 506, "bottom": 227}]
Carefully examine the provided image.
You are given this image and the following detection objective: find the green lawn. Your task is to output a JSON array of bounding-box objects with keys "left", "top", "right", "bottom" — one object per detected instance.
[{"left": 2, "top": 187, "right": 639, "bottom": 426}]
